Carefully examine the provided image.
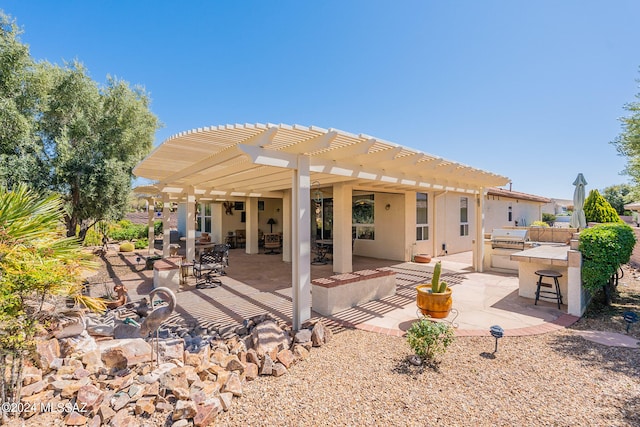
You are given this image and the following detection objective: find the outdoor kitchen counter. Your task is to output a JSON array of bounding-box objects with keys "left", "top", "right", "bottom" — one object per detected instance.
[
  {"left": 510, "top": 243, "right": 570, "bottom": 267},
  {"left": 510, "top": 244, "right": 572, "bottom": 311}
]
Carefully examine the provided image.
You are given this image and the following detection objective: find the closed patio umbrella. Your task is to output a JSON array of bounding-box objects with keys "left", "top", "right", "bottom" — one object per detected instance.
[{"left": 570, "top": 173, "right": 587, "bottom": 229}]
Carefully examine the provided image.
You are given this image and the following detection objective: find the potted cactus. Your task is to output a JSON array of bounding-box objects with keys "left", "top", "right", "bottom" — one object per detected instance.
[{"left": 416, "top": 261, "right": 453, "bottom": 318}]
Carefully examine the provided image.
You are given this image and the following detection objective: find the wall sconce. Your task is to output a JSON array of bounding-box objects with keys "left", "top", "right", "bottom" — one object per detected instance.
[{"left": 385, "top": 203, "right": 391, "bottom": 211}]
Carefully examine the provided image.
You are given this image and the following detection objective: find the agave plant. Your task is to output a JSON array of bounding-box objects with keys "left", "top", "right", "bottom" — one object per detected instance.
[{"left": 430, "top": 261, "right": 448, "bottom": 293}]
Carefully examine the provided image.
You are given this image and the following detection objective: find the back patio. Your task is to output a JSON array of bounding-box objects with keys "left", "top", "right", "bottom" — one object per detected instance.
[{"left": 92, "top": 247, "right": 576, "bottom": 337}]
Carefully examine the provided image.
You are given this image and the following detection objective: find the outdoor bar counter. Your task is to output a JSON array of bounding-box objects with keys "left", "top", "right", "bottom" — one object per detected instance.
[{"left": 510, "top": 242, "right": 588, "bottom": 316}]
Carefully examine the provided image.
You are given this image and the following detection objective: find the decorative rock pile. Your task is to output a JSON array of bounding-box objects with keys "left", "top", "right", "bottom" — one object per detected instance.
[{"left": 16, "top": 315, "right": 332, "bottom": 426}]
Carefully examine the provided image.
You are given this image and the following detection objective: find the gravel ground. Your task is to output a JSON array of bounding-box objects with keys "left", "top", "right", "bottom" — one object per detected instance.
[
  {"left": 215, "top": 329, "right": 639, "bottom": 427},
  {"left": 74, "top": 251, "right": 640, "bottom": 425},
  {"left": 215, "top": 263, "right": 640, "bottom": 427}
]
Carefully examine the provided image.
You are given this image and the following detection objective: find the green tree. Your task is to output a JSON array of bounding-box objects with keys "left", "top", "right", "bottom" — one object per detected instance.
[
  {"left": 0, "top": 12, "right": 50, "bottom": 190},
  {"left": 612, "top": 70, "right": 640, "bottom": 197},
  {"left": 601, "top": 184, "right": 634, "bottom": 215},
  {"left": 0, "top": 11, "right": 160, "bottom": 241},
  {"left": 583, "top": 189, "right": 622, "bottom": 223},
  {"left": 39, "top": 63, "right": 160, "bottom": 240}
]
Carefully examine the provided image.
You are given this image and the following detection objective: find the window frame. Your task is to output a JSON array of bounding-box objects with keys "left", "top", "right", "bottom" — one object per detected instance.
[
  {"left": 416, "top": 192, "right": 429, "bottom": 241},
  {"left": 352, "top": 193, "right": 375, "bottom": 240},
  {"left": 460, "top": 197, "right": 469, "bottom": 237}
]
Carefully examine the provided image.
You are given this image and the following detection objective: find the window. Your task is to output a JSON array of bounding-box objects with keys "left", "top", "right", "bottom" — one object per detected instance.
[
  {"left": 416, "top": 192, "right": 429, "bottom": 241},
  {"left": 352, "top": 193, "right": 374, "bottom": 240},
  {"left": 460, "top": 197, "right": 469, "bottom": 236},
  {"left": 196, "top": 202, "right": 212, "bottom": 233}
]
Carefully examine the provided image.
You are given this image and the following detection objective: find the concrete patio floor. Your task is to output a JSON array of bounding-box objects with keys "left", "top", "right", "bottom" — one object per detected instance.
[{"left": 103, "top": 248, "right": 577, "bottom": 337}]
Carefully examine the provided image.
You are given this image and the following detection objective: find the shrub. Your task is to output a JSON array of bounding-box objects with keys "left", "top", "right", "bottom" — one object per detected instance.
[
  {"left": 583, "top": 190, "right": 622, "bottom": 224},
  {"left": 406, "top": 319, "right": 455, "bottom": 365},
  {"left": 154, "top": 220, "right": 163, "bottom": 236},
  {"left": 110, "top": 222, "right": 147, "bottom": 241},
  {"left": 134, "top": 239, "right": 148, "bottom": 249},
  {"left": 542, "top": 213, "right": 556, "bottom": 225},
  {"left": 83, "top": 227, "right": 102, "bottom": 246},
  {"left": 579, "top": 223, "right": 636, "bottom": 304},
  {"left": 119, "top": 242, "right": 135, "bottom": 252},
  {"left": 531, "top": 220, "right": 550, "bottom": 228}
]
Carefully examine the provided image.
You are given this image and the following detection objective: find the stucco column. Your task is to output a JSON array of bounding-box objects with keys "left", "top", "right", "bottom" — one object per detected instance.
[
  {"left": 332, "top": 182, "right": 353, "bottom": 273},
  {"left": 212, "top": 202, "right": 223, "bottom": 245},
  {"left": 404, "top": 191, "right": 417, "bottom": 262},
  {"left": 292, "top": 156, "right": 311, "bottom": 330},
  {"left": 246, "top": 197, "right": 259, "bottom": 254},
  {"left": 162, "top": 193, "right": 170, "bottom": 257},
  {"left": 186, "top": 189, "right": 196, "bottom": 261},
  {"left": 147, "top": 197, "right": 155, "bottom": 256},
  {"left": 282, "top": 190, "right": 292, "bottom": 262},
  {"left": 567, "top": 249, "right": 584, "bottom": 316}
]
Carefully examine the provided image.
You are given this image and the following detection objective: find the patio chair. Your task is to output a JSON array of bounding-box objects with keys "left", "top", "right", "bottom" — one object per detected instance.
[
  {"left": 193, "top": 244, "right": 229, "bottom": 288},
  {"left": 236, "top": 229, "right": 246, "bottom": 248},
  {"left": 263, "top": 232, "right": 281, "bottom": 254}
]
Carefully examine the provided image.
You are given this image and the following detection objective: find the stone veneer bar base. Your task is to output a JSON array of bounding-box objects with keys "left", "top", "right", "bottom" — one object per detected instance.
[{"left": 311, "top": 269, "right": 396, "bottom": 316}]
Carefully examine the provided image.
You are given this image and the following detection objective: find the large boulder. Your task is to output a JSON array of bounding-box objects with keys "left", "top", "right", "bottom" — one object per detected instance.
[
  {"left": 98, "top": 338, "right": 152, "bottom": 369},
  {"left": 251, "top": 320, "right": 289, "bottom": 357}
]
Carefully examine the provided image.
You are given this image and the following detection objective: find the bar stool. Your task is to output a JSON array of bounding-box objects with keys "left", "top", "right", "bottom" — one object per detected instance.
[{"left": 534, "top": 270, "right": 563, "bottom": 309}]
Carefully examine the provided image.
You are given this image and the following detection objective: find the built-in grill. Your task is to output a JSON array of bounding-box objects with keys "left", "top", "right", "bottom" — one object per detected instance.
[{"left": 491, "top": 229, "right": 529, "bottom": 250}]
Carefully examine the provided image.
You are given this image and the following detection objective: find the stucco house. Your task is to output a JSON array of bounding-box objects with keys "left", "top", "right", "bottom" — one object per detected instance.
[
  {"left": 484, "top": 187, "right": 551, "bottom": 231},
  {"left": 133, "top": 123, "right": 510, "bottom": 328}
]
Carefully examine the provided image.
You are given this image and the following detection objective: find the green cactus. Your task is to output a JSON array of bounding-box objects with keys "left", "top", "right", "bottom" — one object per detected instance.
[
  {"left": 430, "top": 261, "right": 448, "bottom": 293},
  {"left": 119, "top": 242, "right": 135, "bottom": 252}
]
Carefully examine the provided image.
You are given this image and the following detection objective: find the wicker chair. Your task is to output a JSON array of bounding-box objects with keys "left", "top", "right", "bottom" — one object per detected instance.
[
  {"left": 263, "top": 233, "right": 280, "bottom": 254},
  {"left": 235, "top": 229, "right": 246, "bottom": 248}
]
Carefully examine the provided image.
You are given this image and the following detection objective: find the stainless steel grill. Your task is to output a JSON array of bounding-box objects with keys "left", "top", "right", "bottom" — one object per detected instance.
[{"left": 491, "top": 229, "right": 529, "bottom": 250}]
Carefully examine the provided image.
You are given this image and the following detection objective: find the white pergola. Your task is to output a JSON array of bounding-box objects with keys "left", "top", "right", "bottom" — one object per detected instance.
[{"left": 133, "top": 123, "right": 509, "bottom": 330}]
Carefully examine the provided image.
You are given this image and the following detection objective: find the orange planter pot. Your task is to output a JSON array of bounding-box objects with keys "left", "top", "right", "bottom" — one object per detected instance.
[
  {"left": 414, "top": 254, "right": 432, "bottom": 263},
  {"left": 416, "top": 285, "right": 452, "bottom": 319}
]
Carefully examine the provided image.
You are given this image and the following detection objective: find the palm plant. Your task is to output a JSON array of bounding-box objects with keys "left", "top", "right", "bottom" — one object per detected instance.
[
  {"left": 0, "top": 185, "right": 104, "bottom": 351},
  {"left": 0, "top": 185, "right": 107, "bottom": 412}
]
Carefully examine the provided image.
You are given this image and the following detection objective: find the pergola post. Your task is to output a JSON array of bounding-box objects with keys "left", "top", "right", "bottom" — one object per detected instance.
[
  {"left": 246, "top": 197, "right": 259, "bottom": 254},
  {"left": 186, "top": 188, "right": 196, "bottom": 261},
  {"left": 282, "top": 189, "right": 292, "bottom": 262},
  {"left": 162, "top": 193, "right": 171, "bottom": 257},
  {"left": 474, "top": 188, "right": 486, "bottom": 272},
  {"left": 292, "top": 155, "right": 311, "bottom": 330},
  {"left": 147, "top": 197, "right": 155, "bottom": 256},
  {"left": 332, "top": 182, "right": 353, "bottom": 273}
]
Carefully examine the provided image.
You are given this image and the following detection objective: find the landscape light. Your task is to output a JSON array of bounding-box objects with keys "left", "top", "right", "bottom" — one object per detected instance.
[{"left": 490, "top": 325, "right": 504, "bottom": 353}]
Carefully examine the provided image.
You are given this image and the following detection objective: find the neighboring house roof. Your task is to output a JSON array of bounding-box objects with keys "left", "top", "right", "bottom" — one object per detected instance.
[
  {"left": 134, "top": 123, "right": 509, "bottom": 199},
  {"left": 624, "top": 202, "right": 640, "bottom": 211},
  {"left": 487, "top": 187, "right": 551, "bottom": 203}
]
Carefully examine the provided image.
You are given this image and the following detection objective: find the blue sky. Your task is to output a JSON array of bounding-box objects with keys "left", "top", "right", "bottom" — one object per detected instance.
[{"left": 3, "top": 1, "right": 639, "bottom": 199}]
